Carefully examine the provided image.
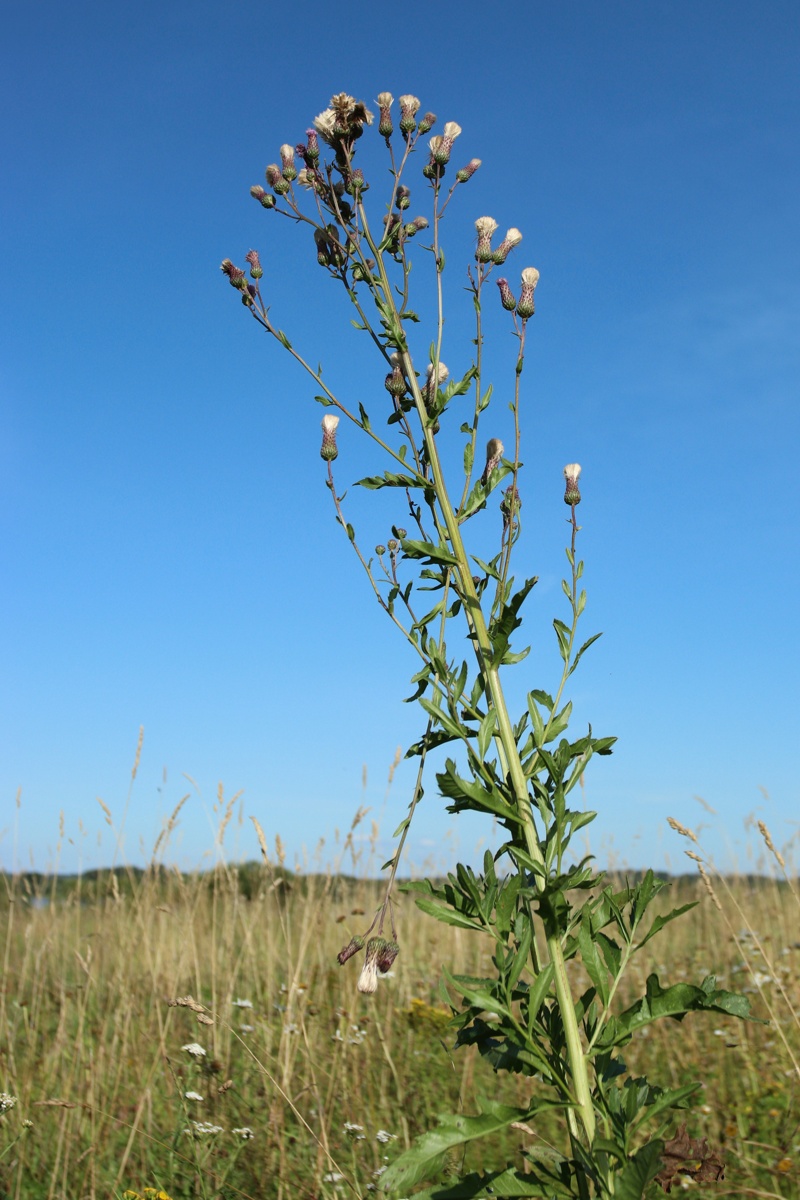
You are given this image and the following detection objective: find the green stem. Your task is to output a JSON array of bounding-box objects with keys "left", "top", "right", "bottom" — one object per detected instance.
[{"left": 354, "top": 197, "right": 596, "bottom": 1145}]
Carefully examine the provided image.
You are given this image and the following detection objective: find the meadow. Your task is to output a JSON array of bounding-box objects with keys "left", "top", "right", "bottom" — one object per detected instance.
[{"left": 0, "top": 812, "right": 798, "bottom": 1200}]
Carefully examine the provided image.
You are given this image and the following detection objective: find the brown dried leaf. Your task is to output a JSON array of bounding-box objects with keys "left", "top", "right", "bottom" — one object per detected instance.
[{"left": 656, "top": 1123, "right": 725, "bottom": 1192}]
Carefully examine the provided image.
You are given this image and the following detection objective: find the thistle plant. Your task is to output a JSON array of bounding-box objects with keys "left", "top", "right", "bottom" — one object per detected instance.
[{"left": 223, "top": 91, "right": 749, "bottom": 1199}]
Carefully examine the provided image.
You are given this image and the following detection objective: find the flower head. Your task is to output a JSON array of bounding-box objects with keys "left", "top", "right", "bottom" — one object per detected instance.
[
  {"left": 320, "top": 413, "right": 340, "bottom": 461},
  {"left": 456, "top": 158, "right": 481, "bottom": 183},
  {"left": 482, "top": 438, "right": 505, "bottom": 484},
  {"left": 496, "top": 278, "right": 517, "bottom": 311},
  {"left": 398, "top": 95, "right": 421, "bottom": 132},
  {"left": 337, "top": 934, "right": 365, "bottom": 964},
  {"left": 376, "top": 92, "right": 394, "bottom": 137},
  {"left": 314, "top": 94, "right": 373, "bottom": 146},
  {"left": 516, "top": 267, "right": 540, "bottom": 318},
  {"left": 244, "top": 249, "right": 262, "bottom": 280},
  {"left": 563, "top": 463, "right": 582, "bottom": 506},
  {"left": 475, "top": 216, "right": 498, "bottom": 263},
  {"left": 280, "top": 144, "right": 297, "bottom": 181},
  {"left": 181, "top": 1042, "right": 207, "bottom": 1058},
  {"left": 493, "top": 227, "right": 523, "bottom": 264}
]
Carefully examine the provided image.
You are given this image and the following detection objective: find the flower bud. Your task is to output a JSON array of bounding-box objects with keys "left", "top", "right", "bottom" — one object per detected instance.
[
  {"left": 220, "top": 259, "right": 247, "bottom": 289},
  {"left": 384, "top": 359, "right": 406, "bottom": 397},
  {"left": 418, "top": 112, "right": 436, "bottom": 135},
  {"left": 387, "top": 538, "right": 398, "bottom": 553},
  {"left": 496, "top": 278, "right": 517, "bottom": 311},
  {"left": 392, "top": 526, "right": 407, "bottom": 539},
  {"left": 305, "top": 128, "right": 320, "bottom": 161},
  {"left": 398, "top": 94, "right": 421, "bottom": 135},
  {"left": 320, "top": 413, "right": 340, "bottom": 461},
  {"left": 375, "top": 544, "right": 387, "bottom": 556},
  {"left": 475, "top": 216, "right": 498, "bottom": 263},
  {"left": 245, "top": 249, "right": 263, "bottom": 280},
  {"left": 345, "top": 167, "right": 366, "bottom": 196},
  {"left": 404, "top": 216, "right": 429, "bottom": 237},
  {"left": 493, "top": 228, "right": 523, "bottom": 264},
  {"left": 337, "top": 935, "right": 365, "bottom": 965},
  {"left": 376, "top": 92, "right": 394, "bottom": 138},
  {"left": 481, "top": 437, "right": 504, "bottom": 484},
  {"left": 280, "top": 144, "right": 297, "bottom": 182},
  {"left": 563, "top": 463, "right": 582, "bottom": 506},
  {"left": 500, "top": 485, "right": 521, "bottom": 529},
  {"left": 395, "top": 185, "right": 411, "bottom": 210},
  {"left": 456, "top": 158, "right": 482, "bottom": 183},
  {"left": 516, "top": 267, "right": 540, "bottom": 318},
  {"left": 376, "top": 940, "right": 399, "bottom": 973},
  {"left": 250, "top": 185, "right": 275, "bottom": 208}
]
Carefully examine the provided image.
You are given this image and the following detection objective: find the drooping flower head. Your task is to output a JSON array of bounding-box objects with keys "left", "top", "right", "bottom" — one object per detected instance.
[{"left": 482, "top": 437, "right": 505, "bottom": 484}]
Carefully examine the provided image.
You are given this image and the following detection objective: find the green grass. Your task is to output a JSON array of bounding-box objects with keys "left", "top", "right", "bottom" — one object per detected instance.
[{"left": 1, "top": 825, "right": 798, "bottom": 1200}]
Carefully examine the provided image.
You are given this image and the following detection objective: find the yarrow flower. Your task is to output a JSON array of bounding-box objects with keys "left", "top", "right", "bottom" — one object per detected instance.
[
  {"left": 184, "top": 1091, "right": 204, "bottom": 1101},
  {"left": 0, "top": 1094, "right": 17, "bottom": 1113},
  {"left": 563, "top": 463, "right": 582, "bottom": 506},
  {"left": 516, "top": 267, "right": 540, "bottom": 318},
  {"left": 233, "top": 1127, "right": 255, "bottom": 1139},
  {"left": 181, "top": 1042, "right": 206, "bottom": 1058}
]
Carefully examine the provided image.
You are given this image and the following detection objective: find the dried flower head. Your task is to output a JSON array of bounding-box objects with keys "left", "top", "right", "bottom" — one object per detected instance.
[
  {"left": 456, "top": 158, "right": 482, "bottom": 183},
  {"left": 280, "top": 144, "right": 297, "bottom": 181},
  {"left": 493, "top": 227, "right": 523, "bottom": 264},
  {"left": 320, "top": 413, "right": 340, "bottom": 461},
  {"left": 482, "top": 437, "right": 505, "bottom": 483},
  {"left": 398, "top": 94, "right": 421, "bottom": 135},
  {"left": 516, "top": 267, "right": 540, "bottom": 318},
  {"left": 357, "top": 940, "right": 380, "bottom": 994},
  {"left": 475, "top": 216, "right": 499, "bottom": 263},
  {"left": 314, "top": 93, "right": 374, "bottom": 145},
  {"left": 563, "top": 463, "right": 582, "bottom": 506},
  {"left": 220, "top": 259, "right": 246, "bottom": 289},
  {"left": 244, "top": 249, "right": 262, "bottom": 280},
  {"left": 376, "top": 91, "right": 394, "bottom": 137}
]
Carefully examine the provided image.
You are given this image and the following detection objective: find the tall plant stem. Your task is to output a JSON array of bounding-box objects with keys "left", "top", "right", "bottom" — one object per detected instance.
[{"left": 355, "top": 201, "right": 595, "bottom": 1145}]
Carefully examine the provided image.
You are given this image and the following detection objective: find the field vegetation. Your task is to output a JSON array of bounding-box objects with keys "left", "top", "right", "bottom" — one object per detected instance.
[{"left": 0, "top": 808, "right": 797, "bottom": 1200}]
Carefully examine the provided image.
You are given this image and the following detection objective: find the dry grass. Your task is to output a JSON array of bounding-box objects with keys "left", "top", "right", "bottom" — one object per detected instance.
[{"left": 0, "top": 812, "right": 798, "bottom": 1200}]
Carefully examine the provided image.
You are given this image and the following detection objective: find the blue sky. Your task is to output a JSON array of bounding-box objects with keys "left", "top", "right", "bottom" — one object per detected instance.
[{"left": 1, "top": 0, "right": 798, "bottom": 876}]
